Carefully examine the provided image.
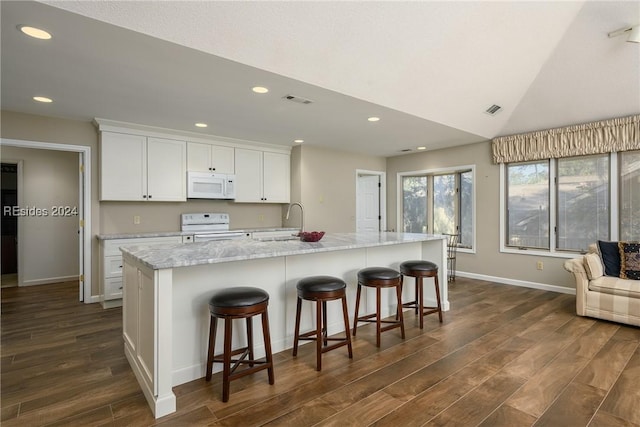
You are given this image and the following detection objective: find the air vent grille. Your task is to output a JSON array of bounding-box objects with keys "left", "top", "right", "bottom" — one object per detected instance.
[
  {"left": 283, "top": 94, "right": 313, "bottom": 105},
  {"left": 485, "top": 104, "right": 502, "bottom": 115}
]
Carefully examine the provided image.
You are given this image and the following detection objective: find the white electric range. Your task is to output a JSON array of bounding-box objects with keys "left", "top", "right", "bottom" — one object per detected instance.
[{"left": 180, "top": 213, "right": 249, "bottom": 242}]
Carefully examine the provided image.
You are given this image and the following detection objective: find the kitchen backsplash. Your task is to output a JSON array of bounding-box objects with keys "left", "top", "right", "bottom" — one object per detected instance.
[{"left": 100, "top": 200, "right": 284, "bottom": 234}]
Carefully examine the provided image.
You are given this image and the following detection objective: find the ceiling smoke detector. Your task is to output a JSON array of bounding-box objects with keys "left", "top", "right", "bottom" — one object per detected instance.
[
  {"left": 283, "top": 94, "right": 313, "bottom": 105},
  {"left": 485, "top": 104, "right": 502, "bottom": 116}
]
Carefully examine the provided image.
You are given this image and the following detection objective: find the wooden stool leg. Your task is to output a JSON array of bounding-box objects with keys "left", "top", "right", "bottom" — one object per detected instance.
[
  {"left": 434, "top": 274, "right": 443, "bottom": 323},
  {"left": 222, "top": 317, "right": 233, "bottom": 402},
  {"left": 414, "top": 280, "right": 419, "bottom": 314},
  {"left": 418, "top": 277, "right": 424, "bottom": 329},
  {"left": 261, "top": 309, "right": 275, "bottom": 384},
  {"left": 322, "top": 300, "right": 328, "bottom": 347},
  {"left": 376, "top": 286, "right": 382, "bottom": 347},
  {"left": 341, "top": 295, "right": 353, "bottom": 358},
  {"left": 293, "top": 297, "right": 302, "bottom": 356},
  {"left": 246, "top": 317, "right": 254, "bottom": 367},
  {"left": 206, "top": 315, "right": 217, "bottom": 381},
  {"left": 316, "top": 299, "right": 322, "bottom": 371},
  {"left": 353, "top": 284, "right": 362, "bottom": 336},
  {"left": 396, "top": 283, "right": 405, "bottom": 339}
]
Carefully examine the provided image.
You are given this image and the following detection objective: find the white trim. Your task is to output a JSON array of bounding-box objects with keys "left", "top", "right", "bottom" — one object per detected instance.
[
  {"left": 21, "top": 275, "right": 79, "bottom": 286},
  {"left": 355, "top": 169, "right": 386, "bottom": 232},
  {"left": 0, "top": 138, "right": 92, "bottom": 303},
  {"left": 456, "top": 270, "right": 576, "bottom": 295}
]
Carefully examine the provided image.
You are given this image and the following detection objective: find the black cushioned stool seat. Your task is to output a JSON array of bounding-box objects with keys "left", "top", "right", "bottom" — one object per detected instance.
[
  {"left": 400, "top": 260, "right": 443, "bottom": 329},
  {"left": 205, "top": 286, "right": 275, "bottom": 402},
  {"left": 293, "top": 276, "right": 353, "bottom": 371},
  {"left": 353, "top": 267, "right": 405, "bottom": 347}
]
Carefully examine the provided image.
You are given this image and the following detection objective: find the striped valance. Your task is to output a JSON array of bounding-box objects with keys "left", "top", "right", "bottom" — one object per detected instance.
[{"left": 491, "top": 114, "right": 640, "bottom": 163}]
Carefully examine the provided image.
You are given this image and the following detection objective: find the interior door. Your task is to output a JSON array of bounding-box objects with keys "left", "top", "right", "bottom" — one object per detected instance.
[
  {"left": 78, "top": 155, "right": 84, "bottom": 301},
  {"left": 357, "top": 174, "right": 381, "bottom": 232}
]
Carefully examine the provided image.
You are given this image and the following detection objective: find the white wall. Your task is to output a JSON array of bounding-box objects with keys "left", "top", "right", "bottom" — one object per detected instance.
[{"left": 1, "top": 146, "right": 79, "bottom": 285}]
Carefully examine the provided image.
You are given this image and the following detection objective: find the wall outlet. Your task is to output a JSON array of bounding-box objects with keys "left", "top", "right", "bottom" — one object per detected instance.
[
  {"left": 133, "top": 215, "right": 141, "bottom": 225},
  {"left": 536, "top": 261, "right": 544, "bottom": 270}
]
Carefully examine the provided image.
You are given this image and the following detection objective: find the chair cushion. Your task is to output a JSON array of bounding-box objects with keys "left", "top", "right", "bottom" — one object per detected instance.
[
  {"left": 589, "top": 276, "right": 640, "bottom": 299},
  {"left": 297, "top": 276, "right": 346, "bottom": 293},
  {"left": 598, "top": 240, "right": 621, "bottom": 277},
  {"left": 358, "top": 267, "right": 400, "bottom": 281},
  {"left": 400, "top": 260, "right": 438, "bottom": 274},
  {"left": 619, "top": 242, "right": 640, "bottom": 280},
  {"left": 209, "top": 287, "right": 269, "bottom": 309},
  {"left": 583, "top": 253, "right": 604, "bottom": 280}
]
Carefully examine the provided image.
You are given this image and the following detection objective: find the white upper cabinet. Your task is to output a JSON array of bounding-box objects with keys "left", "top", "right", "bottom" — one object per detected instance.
[
  {"left": 187, "top": 142, "right": 235, "bottom": 174},
  {"left": 235, "top": 148, "right": 290, "bottom": 203},
  {"left": 100, "top": 131, "right": 186, "bottom": 201},
  {"left": 100, "top": 132, "right": 146, "bottom": 201}
]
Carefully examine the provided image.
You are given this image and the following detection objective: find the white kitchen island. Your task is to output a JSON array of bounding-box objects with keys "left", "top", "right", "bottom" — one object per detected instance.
[{"left": 120, "top": 232, "right": 447, "bottom": 418}]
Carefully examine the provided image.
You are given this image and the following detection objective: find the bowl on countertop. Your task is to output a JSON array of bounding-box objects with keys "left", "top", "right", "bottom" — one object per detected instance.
[{"left": 298, "top": 231, "right": 325, "bottom": 242}]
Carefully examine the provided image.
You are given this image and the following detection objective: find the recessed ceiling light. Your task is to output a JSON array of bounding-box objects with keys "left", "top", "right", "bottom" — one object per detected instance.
[
  {"left": 367, "top": 117, "right": 380, "bottom": 122},
  {"left": 294, "top": 139, "right": 304, "bottom": 144},
  {"left": 252, "top": 86, "right": 269, "bottom": 94},
  {"left": 18, "top": 25, "right": 52, "bottom": 40},
  {"left": 195, "top": 123, "right": 208, "bottom": 128},
  {"left": 33, "top": 96, "right": 52, "bottom": 103},
  {"left": 417, "top": 146, "right": 426, "bottom": 150}
]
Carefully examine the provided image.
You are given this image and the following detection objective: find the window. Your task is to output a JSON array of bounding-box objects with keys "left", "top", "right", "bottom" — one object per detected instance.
[
  {"left": 400, "top": 167, "right": 475, "bottom": 249},
  {"left": 402, "top": 176, "right": 427, "bottom": 233},
  {"left": 502, "top": 150, "right": 639, "bottom": 255},
  {"left": 557, "top": 155, "right": 609, "bottom": 251},
  {"left": 620, "top": 151, "right": 640, "bottom": 241},
  {"left": 506, "top": 161, "right": 550, "bottom": 249}
]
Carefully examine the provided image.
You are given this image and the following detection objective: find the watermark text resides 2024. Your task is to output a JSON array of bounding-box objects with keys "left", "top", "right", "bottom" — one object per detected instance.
[{"left": 3, "top": 205, "right": 78, "bottom": 217}]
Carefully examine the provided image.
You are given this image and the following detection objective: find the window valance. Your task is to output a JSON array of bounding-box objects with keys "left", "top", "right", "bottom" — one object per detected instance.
[{"left": 491, "top": 114, "right": 640, "bottom": 163}]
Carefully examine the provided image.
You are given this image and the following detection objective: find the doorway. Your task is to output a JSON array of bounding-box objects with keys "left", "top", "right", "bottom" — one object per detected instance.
[
  {"left": 0, "top": 138, "right": 92, "bottom": 302},
  {"left": 1, "top": 163, "right": 19, "bottom": 287},
  {"left": 356, "top": 170, "right": 386, "bottom": 232}
]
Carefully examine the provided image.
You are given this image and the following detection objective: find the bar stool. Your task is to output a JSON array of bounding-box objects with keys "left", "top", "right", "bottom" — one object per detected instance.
[
  {"left": 399, "top": 260, "right": 443, "bottom": 329},
  {"left": 292, "top": 276, "right": 353, "bottom": 371},
  {"left": 353, "top": 267, "right": 405, "bottom": 347},
  {"left": 205, "top": 287, "right": 275, "bottom": 402}
]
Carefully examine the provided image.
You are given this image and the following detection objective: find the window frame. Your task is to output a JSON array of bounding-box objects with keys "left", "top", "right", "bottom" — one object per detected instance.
[
  {"left": 397, "top": 165, "right": 476, "bottom": 253},
  {"left": 500, "top": 153, "right": 621, "bottom": 258}
]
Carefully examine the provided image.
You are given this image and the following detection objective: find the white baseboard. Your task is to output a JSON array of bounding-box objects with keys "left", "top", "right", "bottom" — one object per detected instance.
[
  {"left": 456, "top": 271, "right": 576, "bottom": 295},
  {"left": 21, "top": 275, "right": 79, "bottom": 287}
]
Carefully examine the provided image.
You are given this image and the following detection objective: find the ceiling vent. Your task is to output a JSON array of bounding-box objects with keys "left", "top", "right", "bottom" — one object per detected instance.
[
  {"left": 485, "top": 104, "right": 502, "bottom": 115},
  {"left": 283, "top": 94, "right": 313, "bottom": 105}
]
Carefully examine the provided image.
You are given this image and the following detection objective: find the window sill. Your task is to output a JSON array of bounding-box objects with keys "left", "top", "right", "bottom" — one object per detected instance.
[{"left": 499, "top": 247, "right": 582, "bottom": 259}]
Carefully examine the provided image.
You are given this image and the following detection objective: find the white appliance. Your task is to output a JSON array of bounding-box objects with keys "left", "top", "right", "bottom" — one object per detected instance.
[
  {"left": 187, "top": 172, "right": 235, "bottom": 200},
  {"left": 181, "top": 213, "right": 249, "bottom": 242}
]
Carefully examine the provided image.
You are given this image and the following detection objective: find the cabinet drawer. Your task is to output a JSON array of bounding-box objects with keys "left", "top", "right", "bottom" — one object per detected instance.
[
  {"left": 105, "top": 256, "right": 124, "bottom": 278},
  {"left": 104, "top": 277, "right": 123, "bottom": 300}
]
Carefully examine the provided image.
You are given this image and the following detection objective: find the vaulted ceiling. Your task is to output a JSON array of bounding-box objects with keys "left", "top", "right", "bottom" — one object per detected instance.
[{"left": 2, "top": 1, "right": 639, "bottom": 157}]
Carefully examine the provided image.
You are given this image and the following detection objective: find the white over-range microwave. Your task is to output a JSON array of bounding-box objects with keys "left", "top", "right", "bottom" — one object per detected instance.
[{"left": 187, "top": 171, "right": 236, "bottom": 200}]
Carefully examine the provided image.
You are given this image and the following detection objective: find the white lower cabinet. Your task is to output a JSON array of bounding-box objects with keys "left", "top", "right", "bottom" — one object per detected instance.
[{"left": 99, "top": 236, "right": 182, "bottom": 308}]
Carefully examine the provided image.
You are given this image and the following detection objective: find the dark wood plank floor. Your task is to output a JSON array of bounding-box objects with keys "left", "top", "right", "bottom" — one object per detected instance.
[{"left": 2, "top": 278, "right": 639, "bottom": 426}]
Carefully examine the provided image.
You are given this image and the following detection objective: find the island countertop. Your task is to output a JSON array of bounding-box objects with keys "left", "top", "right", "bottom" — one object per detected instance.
[{"left": 120, "top": 232, "right": 445, "bottom": 270}]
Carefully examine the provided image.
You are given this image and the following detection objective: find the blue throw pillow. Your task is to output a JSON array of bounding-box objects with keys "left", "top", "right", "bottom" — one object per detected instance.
[{"left": 597, "top": 240, "right": 621, "bottom": 277}]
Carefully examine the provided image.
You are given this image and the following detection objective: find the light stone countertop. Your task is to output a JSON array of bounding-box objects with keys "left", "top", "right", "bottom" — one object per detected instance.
[
  {"left": 97, "top": 227, "right": 299, "bottom": 240},
  {"left": 120, "top": 232, "right": 446, "bottom": 270}
]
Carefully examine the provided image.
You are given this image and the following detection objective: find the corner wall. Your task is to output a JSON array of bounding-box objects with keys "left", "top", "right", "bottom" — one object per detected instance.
[{"left": 386, "top": 140, "right": 575, "bottom": 290}]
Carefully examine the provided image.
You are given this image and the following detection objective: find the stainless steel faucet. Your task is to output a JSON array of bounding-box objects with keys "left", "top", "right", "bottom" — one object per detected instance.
[{"left": 286, "top": 202, "right": 304, "bottom": 232}]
